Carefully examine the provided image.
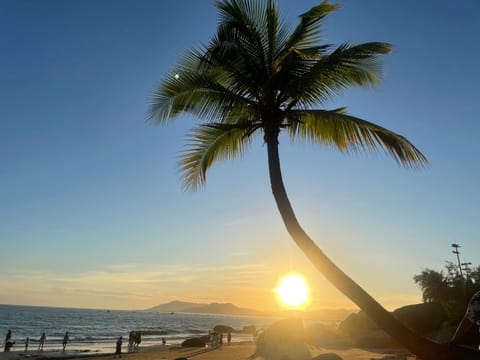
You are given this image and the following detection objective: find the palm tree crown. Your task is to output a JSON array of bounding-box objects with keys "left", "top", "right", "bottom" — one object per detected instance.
[{"left": 149, "top": 0, "right": 427, "bottom": 190}]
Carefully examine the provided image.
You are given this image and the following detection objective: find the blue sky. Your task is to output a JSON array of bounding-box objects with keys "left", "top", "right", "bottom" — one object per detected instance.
[{"left": 1, "top": 0, "right": 479, "bottom": 311}]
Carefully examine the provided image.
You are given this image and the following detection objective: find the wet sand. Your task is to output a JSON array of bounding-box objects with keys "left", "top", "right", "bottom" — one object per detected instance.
[{"left": 0, "top": 342, "right": 414, "bottom": 360}]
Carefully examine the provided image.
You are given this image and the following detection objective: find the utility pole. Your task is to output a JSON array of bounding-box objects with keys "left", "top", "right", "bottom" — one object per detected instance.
[
  {"left": 461, "top": 262, "right": 472, "bottom": 280},
  {"left": 451, "top": 243, "right": 464, "bottom": 279}
]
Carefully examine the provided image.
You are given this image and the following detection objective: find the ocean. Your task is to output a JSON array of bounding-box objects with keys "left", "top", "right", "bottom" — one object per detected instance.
[{"left": 0, "top": 304, "right": 274, "bottom": 354}]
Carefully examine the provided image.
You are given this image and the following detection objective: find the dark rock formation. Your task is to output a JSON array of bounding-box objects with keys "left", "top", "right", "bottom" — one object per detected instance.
[
  {"left": 181, "top": 337, "right": 206, "bottom": 347},
  {"left": 305, "top": 323, "right": 349, "bottom": 347},
  {"left": 253, "top": 318, "right": 311, "bottom": 360},
  {"left": 242, "top": 325, "right": 257, "bottom": 334},
  {"left": 393, "top": 302, "right": 446, "bottom": 334},
  {"left": 338, "top": 302, "right": 451, "bottom": 348},
  {"left": 311, "top": 353, "right": 343, "bottom": 360},
  {"left": 338, "top": 311, "right": 380, "bottom": 342},
  {"left": 213, "top": 325, "right": 234, "bottom": 333}
]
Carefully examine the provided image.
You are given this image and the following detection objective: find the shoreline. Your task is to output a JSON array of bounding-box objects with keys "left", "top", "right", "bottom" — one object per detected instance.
[{"left": 0, "top": 342, "right": 414, "bottom": 360}]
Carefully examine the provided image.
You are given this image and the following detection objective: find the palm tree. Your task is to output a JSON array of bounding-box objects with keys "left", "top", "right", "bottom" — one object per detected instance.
[
  {"left": 414, "top": 269, "right": 450, "bottom": 304},
  {"left": 149, "top": 1, "right": 478, "bottom": 359}
]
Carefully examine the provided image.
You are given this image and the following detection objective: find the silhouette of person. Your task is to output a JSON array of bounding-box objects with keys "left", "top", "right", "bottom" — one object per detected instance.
[
  {"left": 38, "top": 333, "right": 46, "bottom": 351},
  {"left": 162, "top": 337, "right": 166, "bottom": 345},
  {"left": 4, "top": 330, "right": 12, "bottom": 352},
  {"left": 128, "top": 331, "right": 134, "bottom": 352},
  {"left": 62, "top": 331, "right": 69, "bottom": 352},
  {"left": 449, "top": 290, "right": 480, "bottom": 347},
  {"left": 135, "top": 332, "right": 141, "bottom": 349},
  {"left": 25, "top": 337, "right": 29, "bottom": 352},
  {"left": 227, "top": 332, "right": 231, "bottom": 344},
  {"left": 114, "top": 336, "right": 123, "bottom": 358},
  {"left": 212, "top": 332, "right": 218, "bottom": 347}
]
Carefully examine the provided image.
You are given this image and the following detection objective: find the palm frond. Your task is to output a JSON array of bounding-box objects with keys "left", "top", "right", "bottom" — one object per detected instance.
[
  {"left": 285, "top": 42, "right": 392, "bottom": 107},
  {"left": 179, "top": 122, "right": 256, "bottom": 191},
  {"left": 214, "top": 0, "right": 268, "bottom": 77},
  {"left": 278, "top": 0, "right": 339, "bottom": 57},
  {"left": 286, "top": 109, "right": 428, "bottom": 168},
  {"left": 148, "top": 50, "right": 257, "bottom": 124},
  {"left": 265, "top": 0, "right": 278, "bottom": 71},
  {"left": 200, "top": 30, "right": 265, "bottom": 99}
]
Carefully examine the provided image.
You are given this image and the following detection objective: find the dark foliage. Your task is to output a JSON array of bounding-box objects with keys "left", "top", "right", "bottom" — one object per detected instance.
[{"left": 414, "top": 261, "right": 480, "bottom": 319}]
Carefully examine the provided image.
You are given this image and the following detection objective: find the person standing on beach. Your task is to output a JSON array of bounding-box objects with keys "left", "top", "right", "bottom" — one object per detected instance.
[
  {"left": 114, "top": 336, "right": 123, "bottom": 358},
  {"left": 38, "top": 332, "right": 46, "bottom": 351},
  {"left": 62, "top": 331, "right": 69, "bottom": 352},
  {"left": 25, "top": 337, "right": 29, "bottom": 352},
  {"left": 135, "top": 332, "right": 141, "bottom": 349},
  {"left": 128, "top": 331, "right": 133, "bottom": 352},
  {"left": 4, "top": 330, "right": 12, "bottom": 352},
  {"left": 227, "top": 332, "right": 231, "bottom": 345}
]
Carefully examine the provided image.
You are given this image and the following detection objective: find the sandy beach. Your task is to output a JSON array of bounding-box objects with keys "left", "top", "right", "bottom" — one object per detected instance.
[{"left": 0, "top": 342, "right": 414, "bottom": 360}]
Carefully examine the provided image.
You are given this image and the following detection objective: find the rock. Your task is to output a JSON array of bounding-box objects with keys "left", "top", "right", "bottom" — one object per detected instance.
[
  {"left": 392, "top": 302, "right": 446, "bottom": 334},
  {"left": 305, "top": 323, "right": 349, "bottom": 347},
  {"left": 181, "top": 337, "right": 206, "bottom": 347},
  {"left": 213, "top": 325, "right": 234, "bottom": 333},
  {"left": 431, "top": 318, "right": 479, "bottom": 346},
  {"left": 429, "top": 319, "right": 457, "bottom": 343},
  {"left": 338, "top": 303, "right": 448, "bottom": 348},
  {"left": 242, "top": 325, "right": 256, "bottom": 334},
  {"left": 253, "top": 318, "right": 311, "bottom": 360},
  {"left": 338, "top": 311, "right": 379, "bottom": 339},
  {"left": 338, "top": 312, "right": 397, "bottom": 348},
  {"left": 311, "top": 353, "right": 343, "bottom": 360},
  {"left": 353, "top": 329, "right": 399, "bottom": 348}
]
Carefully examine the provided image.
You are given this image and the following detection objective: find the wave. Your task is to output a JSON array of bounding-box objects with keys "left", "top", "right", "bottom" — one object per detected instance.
[{"left": 1, "top": 304, "right": 274, "bottom": 352}]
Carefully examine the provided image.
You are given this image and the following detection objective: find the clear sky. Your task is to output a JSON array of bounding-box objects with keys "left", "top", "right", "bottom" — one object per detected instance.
[{"left": 1, "top": 0, "right": 479, "bottom": 312}]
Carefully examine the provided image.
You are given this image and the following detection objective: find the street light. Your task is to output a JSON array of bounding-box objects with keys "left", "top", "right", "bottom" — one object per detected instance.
[{"left": 451, "top": 243, "right": 464, "bottom": 279}]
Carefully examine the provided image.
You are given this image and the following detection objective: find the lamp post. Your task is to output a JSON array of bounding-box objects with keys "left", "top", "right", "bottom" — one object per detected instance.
[{"left": 451, "top": 243, "right": 464, "bottom": 279}]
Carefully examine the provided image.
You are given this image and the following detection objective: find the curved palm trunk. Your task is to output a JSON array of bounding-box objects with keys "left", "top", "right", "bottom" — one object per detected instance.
[{"left": 265, "top": 131, "right": 478, "bottom": 360}]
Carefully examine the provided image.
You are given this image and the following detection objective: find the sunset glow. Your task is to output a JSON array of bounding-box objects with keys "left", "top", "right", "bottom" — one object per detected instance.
[{"left": 1, "top": 0, "right": 478, "bottom": 314}]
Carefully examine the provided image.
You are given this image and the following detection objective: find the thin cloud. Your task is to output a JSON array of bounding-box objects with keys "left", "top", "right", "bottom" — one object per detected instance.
[
  {"left": 230, "top": 252, "right": 249, "bottom": 257},
  {"left": 0, "top": 261, "right": 285, "bottom": 311}
]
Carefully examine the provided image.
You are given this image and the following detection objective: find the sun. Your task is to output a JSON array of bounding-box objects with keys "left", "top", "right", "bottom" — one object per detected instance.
[{"left": 276, "top": 274, "right": 309, "bottom": 308}]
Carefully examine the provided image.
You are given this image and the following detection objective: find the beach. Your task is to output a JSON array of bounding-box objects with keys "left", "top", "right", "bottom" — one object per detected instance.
[
  {"left": 0, "top": 342, "right": 414, "bottom": 360},
  {"left": 0, "top": 305, "right": 417, "bottom": 360}
]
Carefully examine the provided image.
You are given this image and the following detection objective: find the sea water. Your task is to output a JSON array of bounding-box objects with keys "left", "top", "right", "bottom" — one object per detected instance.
[{"left": 0, "top": 304, "right": 274, "bottom": 353}]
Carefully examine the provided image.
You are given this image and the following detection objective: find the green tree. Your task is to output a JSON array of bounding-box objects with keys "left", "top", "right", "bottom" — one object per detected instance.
[
  {"left": 149, "top": 1, "right": 478, "bottom": 358},
  {"left": 414, "top": 268, "right": 451, "bottom": 304},
  {"left": 414, "top": 262, "right": 480, "bottom": 319},
  {"left": 468, "top": 265, "right": 480, "bottom": 286}
]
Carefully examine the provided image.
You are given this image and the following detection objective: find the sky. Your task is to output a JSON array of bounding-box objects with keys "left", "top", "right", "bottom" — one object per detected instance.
[{"left": 1, "top": 0, "right": 479, "bottom": 312}]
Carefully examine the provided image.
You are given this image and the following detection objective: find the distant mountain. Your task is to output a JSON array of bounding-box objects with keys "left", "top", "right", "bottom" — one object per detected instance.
[
  {"left": 145, "top": 301, "right": 353, "bottom": 320},
  {"left": 145, "top": 301, "right": 268, "bottom": 316},
  {"left": 146, "top": 300, "right": 204, "bottom": 313},
  {"left": 186, "top": 302, "right": 268, "bottom": 316}
]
